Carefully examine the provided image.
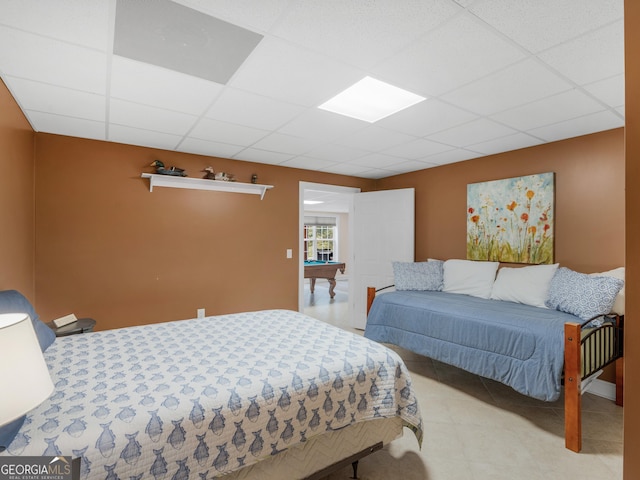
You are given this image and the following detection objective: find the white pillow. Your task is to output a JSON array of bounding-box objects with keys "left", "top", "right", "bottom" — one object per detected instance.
[
  {"left": 490, "top": 264, "right": 559, "bottom": 308},
  {"left": 443, "top": 259, "right": 499, "bottom": 299},
  {"left": 590, "top": 267, "right": 625, "bottom": 315}
]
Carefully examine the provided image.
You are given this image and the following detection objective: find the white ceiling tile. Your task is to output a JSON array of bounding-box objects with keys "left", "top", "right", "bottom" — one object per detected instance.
[
  {"left": 172, "top": 0, "right": 291, "bottom": 33},
  {"left": 427, "top": 118, "right": 517, "bottom": 148},
  {"left": 25, "top": 110, "right": 105, "bottom": 140},
  {"left": 189, "top": 118, "right": 269, "bottom": 146},
  {"left": 110, "top": 56, "right": 223, "bottom": 115},
  {"left": 251, "top": 133, "right": 319, "bottom": 156},
  {"left": 351, "top": 153, "right": 407, "bottom": 169},
  {"left": 373, "top": 12, "right": 526, "bottom": 96},
  {"left": 0, "top": 27, "right": 106, "bottom": 94},
  {"left": 385, "top": 160, "right": 438, "bottom": 174},
  {"left": 178, "top": 137, "right": 245, "bottom": 159},
  {"left": 303, "top": 144, "right": 369, "bottom": 162},
  {"left": 334, "top": 126, "right": 418, "bottom": 152},
  {"left": 490, "top": 89, "right": 607, "bottom": 131},
  {"left": 538, "top": 21, "right": 624, "bottom": 85},
  {"left": 110, "top": 99, "right": 198, "bottom": 135},
  {"left": 109, "top": 124, "right": 182, "bottom": 150},
  {"left": 377, "top": 99, "right": 478, "bottom": 137},
  {"left": 271, "top": 0, "right": 459, "bottom": 69},
  {"left": 466, "top": 133, "right": 544, "bottom": 155},
  {"left": 319, "top": 163, "right": 371, "bottom": 177},
  {"left": 5, "top": 77, "right": 105, "bottom": 122},
  {"left": 382, "top": 138, "right": 454, "bottom": 159},
  {"left": 205, "top": 88, "right": 305, "bottom": 130},
  {"left": 468, "top": 0, "right": 623, "bottom": 53},
  {"left": 442, "top": 59, "right": 572, "bottom": 115},
  {"left": 228, "top": 36, "right": 363, "bottom": 107},
  {"left": 280, "top": 156, "right": 338, "bottom": 171},
  {"left": 423, "top": 148, "right": 484, "bottom": 166},
  {"left": 353, "top": 168, "right": 396, "bottom": 179},
  {"left": 277, "top": 109, "right": 366, "bottom": 142},
  {"left": 582, "top": 74, "right": 625, "bottom": 109},
  {"left": 233, "top": 148, "right": 293, "bottom": 165},
  {"left": 527, "top": 111, "right": 624, "bottom": 142},
  {"left": 0, "top": 1, "right": 626, "bottom": 178},
  {"left": 0, "top": 0, "right": 110, "bottom": 50}
]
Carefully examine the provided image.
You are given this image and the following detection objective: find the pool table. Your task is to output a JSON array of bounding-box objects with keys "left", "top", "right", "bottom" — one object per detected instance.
[{"left": 304, "top": 260, "right": 346, "bottom": 298}]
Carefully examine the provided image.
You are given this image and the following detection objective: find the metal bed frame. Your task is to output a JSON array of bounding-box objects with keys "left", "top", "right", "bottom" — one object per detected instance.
[{"left": 366, "top": 285, "right": 624, "bottom": 453}]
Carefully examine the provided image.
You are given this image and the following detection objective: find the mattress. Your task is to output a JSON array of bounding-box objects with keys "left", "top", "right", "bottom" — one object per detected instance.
[
  {"left": 228, "top": 416, "right": 403, "bottom": 480},
  {"left": 2, "top": 309, "right": 423, "bottom": 479},
  {"left": 365, "top": 290, "right": 587, "bottom": 401}
]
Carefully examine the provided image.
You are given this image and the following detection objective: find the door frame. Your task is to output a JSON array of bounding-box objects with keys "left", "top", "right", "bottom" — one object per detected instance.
[{"left": 299, "top": 182, "right": 361, "bottom": 312}]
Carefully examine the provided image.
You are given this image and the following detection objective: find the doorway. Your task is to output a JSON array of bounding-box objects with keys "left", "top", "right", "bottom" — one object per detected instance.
[{"left": 299, "top": 182, "right": 359, "bottom": 327}]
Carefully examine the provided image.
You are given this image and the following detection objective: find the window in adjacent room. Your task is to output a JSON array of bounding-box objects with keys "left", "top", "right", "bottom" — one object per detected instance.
[{"left": 304, "top": 216, "right": 337, "bottom": 261}]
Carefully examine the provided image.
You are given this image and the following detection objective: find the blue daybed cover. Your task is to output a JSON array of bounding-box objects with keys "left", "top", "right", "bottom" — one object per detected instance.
[{"left": 365, "top": 290, "right": 587, "bottom": 401}]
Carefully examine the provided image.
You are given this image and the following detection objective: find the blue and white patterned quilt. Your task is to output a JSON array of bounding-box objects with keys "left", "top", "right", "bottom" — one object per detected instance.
[{"left": 2, "top": 310, "right": 423, "bottom": 479}]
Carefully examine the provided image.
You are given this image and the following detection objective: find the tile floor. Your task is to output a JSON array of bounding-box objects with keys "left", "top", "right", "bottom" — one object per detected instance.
[{"left": 303, "top": 279, "right": 623, "bottom": 480}]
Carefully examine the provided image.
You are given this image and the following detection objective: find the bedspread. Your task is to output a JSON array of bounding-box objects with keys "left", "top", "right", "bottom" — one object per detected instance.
[
  {"left": 2, "top": 309, "right": 422, "bottom": 479},
  {"left": 365, "top": 290, "right": 588, "bottom": 401}
]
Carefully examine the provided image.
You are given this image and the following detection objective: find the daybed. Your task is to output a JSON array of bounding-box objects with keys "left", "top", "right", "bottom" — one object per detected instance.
[
  {"left": 0, "top": 290, "right": 423, "bottom": 479},
  {"left": 364, "top": 260, "right": 624, "bottom": 453}
]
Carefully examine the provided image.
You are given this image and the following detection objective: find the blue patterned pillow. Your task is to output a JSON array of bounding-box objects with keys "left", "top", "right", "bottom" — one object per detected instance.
[
  {"left": 545, "top": 267, "right": 625, "bottom": 320},
  {"left": 393, "top": 261, "right": 443, "bottom": 291}
]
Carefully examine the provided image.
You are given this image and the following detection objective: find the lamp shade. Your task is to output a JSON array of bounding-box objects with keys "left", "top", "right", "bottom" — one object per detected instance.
[{"left": 0, "top": 313, "right": 54, "bottom": 426}]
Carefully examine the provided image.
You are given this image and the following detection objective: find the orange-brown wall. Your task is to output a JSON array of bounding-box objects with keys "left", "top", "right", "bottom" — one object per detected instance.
[
  {"left": 378, "top": 128, "right": 625, "bottom": 386},
  {"left": 0, "top": 80, "right": 35, "bottom": 299},
  {"left": 34, "top": 134, "right": 375, "bottom": 329},
  {"left": 624, "top": 0, "right": 639, "bottom": 477},
  {"left": 378, "top": 128, "right": 625, "bottom": 273}
]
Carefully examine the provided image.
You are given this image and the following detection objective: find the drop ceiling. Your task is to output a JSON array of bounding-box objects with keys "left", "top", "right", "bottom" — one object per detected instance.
[{"left": 0, "top": 0, "right": 624, "bottom": 180}]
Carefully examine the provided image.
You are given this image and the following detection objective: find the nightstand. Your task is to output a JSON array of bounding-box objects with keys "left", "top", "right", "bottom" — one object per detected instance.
[{"left": 46, "top": 317, "right": 96, "bottom": 337}]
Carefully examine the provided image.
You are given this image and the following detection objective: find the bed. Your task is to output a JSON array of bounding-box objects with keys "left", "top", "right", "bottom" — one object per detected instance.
[
  {"left": 365, "top": 287, "right": 623, "bottom": 453},
  {"left": 0, "top": 298, "right": 423, "bottom": 479}
]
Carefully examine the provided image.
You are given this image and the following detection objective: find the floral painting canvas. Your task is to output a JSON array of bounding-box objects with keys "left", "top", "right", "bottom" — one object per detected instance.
[{"left": 467, "top": 172, "right": 554, "bottom": 264}]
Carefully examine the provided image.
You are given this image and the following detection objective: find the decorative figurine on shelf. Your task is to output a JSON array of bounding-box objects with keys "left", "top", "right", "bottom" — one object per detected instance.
[
  {"left": 150, "top": 160, "right": 187, "bottom": 177},
  {"left": 214, "top": 172, "right": 233, "bottom": 181},
  {"left": 202, "top": 166, "right": 216, "bottom": 180},
  {"left": 251, "top": 174, "right": 258, "bottom": 184}
]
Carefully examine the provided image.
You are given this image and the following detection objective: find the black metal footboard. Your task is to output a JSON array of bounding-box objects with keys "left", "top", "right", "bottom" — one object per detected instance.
[{"left": 580, "top": 314, "right": 624, "bottom": 381}]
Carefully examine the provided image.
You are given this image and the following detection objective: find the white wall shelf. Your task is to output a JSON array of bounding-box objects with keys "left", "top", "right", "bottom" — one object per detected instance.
[{"left": 141, "top": 173, "right": 273, "bottom": 200}]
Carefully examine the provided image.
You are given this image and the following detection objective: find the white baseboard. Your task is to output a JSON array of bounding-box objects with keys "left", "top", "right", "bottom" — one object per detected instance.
[{"left": 584, "top": 378, "right": 616, "bottom": 401}]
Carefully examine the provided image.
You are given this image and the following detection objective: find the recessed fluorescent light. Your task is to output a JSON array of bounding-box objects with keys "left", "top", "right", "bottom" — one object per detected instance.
[
  {"left": 318, "top": 76, "right": 426, "bottom": 123},
  {"left": 304, "top": 200, "right": 324, "bottom": 205}
]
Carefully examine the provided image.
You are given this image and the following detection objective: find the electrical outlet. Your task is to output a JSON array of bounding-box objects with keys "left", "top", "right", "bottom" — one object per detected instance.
[
  {"left": 286, "top": 248, "right": 293, "bottom": 259},
  {"left": 197, "top": 308, "right": 205, "bottom": 319}
]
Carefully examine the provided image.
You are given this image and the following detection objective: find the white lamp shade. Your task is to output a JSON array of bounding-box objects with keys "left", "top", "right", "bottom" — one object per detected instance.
[{"left": 0, "top": 313, "right": 54, "bottom": 426}]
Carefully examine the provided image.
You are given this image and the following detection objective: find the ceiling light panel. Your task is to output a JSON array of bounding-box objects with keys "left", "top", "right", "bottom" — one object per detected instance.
[
  {"left": 114, "top": 0, "right": 263, "bottom": 84},
  {"left": 319, "top": 76, "right": 426, "bottom": 123}
]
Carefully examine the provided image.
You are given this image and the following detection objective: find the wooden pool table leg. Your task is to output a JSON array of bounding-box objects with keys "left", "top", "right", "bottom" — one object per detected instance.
[
  {"left": 328, "top": 278, "right": 337, "bottom": 298},
  {"left": 310, "top": 278, "right": 316, "bottom": 293}
]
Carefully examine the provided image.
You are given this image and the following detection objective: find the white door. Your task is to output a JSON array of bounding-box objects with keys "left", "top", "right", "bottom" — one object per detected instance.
[{"left": 350, "top": 188, "right": 415, "bottom": 329}]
